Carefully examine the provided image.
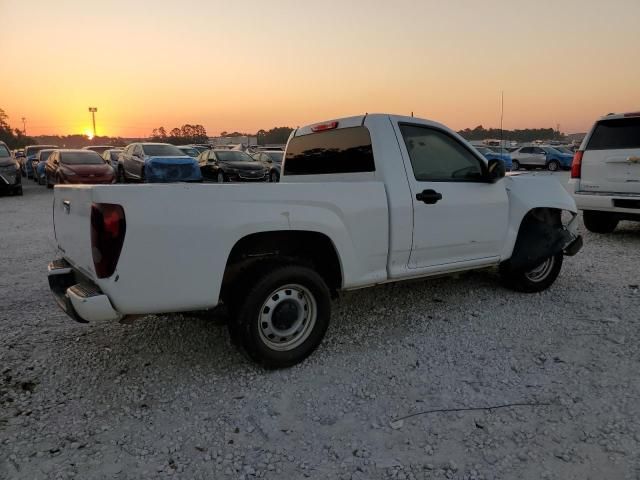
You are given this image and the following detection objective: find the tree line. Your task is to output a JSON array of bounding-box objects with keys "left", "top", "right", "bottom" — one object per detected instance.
[
  {"left": 149, "top": 124, "right": 208, "bottom": 144},
  {"left": 457, "top": 125, "right": 564, "bottom": 142},
  {"left": 0, "top": 109, "right": 37, "bottom": 148}
]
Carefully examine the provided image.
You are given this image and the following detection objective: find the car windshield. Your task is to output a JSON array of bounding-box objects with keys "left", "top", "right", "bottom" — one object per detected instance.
[
  {"left": 0, "top": 145, "right": 10, "bottom": 157},
  {"left": 26, "top": 146, "right": 56, "bottom": 157},
  {"left": 142, "top": 144, "right": 185, "bottom": 156},
  {"left": 265, "top": 152, "right": 284, "bottom": 162},
  {"left": 215, "top": 151, "right": 254, "bottom": 162},
  {"left": 179, "top": 147, "right": 199, "bottom": 157},
  {"left": 60, "top": 151, "right": 104, "bottom": 165},
  {"left": 38, "top": 150, "right": 54, "bottom": 160},
  {"left": 541, "top": 146, "right": 562, "bottom": 154}
]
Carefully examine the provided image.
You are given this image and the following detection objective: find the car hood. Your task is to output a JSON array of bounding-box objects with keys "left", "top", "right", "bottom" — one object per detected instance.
[
  {"left": 218, "top": 160, "right": 265, "bottom": 171},
  {"left": 0, "top": 158, "right": 17, "bottom": 168},
  {"left": 61, "top": 163, "right": 114, "bottom": 175},
  {"left": 146, "top": 156, "right": 198, "bottom": 166}
]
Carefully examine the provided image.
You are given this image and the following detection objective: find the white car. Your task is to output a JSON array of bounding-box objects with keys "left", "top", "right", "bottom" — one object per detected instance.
[
  {"left": 569, "top": 111, "right": 640, "bottom": 233},
  {"left": 48, "top": 114, "right": 582, "bottom": 367}
]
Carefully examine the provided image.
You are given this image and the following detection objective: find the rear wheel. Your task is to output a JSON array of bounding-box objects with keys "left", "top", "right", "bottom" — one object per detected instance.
[
  {"left": 118, "top": 166, "right": 126, "bottom": 183},
  {"left": 228, "top": 265, "right": 331, "bottom": 368},
  {"left": 547, "top": 160, "right": 560, "bottom": 172},
  {"left": 511, "top": 159, "right": 520, "bottom": 171},
  {"left": 500, "top": 253, "right": 563, "bottom": 293},
  {"left": 270, "top": 170, "right": 279, "bottom": 183},
  {"left": 583, "top": 210, "right": 618, "bottom": 233}
]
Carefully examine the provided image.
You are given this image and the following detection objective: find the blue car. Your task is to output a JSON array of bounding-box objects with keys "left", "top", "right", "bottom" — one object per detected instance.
[
  {"left": 539, "top": 146, "right": 574, "bottom": 171},
  {"left": 474, "top": 146, "right": 513, "bottom": 171},
  {"left": 33, "top": 148, "right": 56, "bottom": 185},
  {"left": 23, "top": 145, "right": 58, "bottom": 178},
  {"left": 118, "top": 142, "right": 202, "bottom": 183}
]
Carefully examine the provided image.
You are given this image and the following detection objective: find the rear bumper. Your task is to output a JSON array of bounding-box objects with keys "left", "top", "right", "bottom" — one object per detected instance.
[
  {"left": 573, "top": 190, "right": 640, "bottom": 217},
  {"left": 48, "top": 259, "right": 122, "bottom": 323}
]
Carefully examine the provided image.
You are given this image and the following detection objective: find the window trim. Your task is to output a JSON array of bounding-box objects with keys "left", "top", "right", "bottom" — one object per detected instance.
[{"left": 398, "top": 122, "right": 489, "bottom": 183}]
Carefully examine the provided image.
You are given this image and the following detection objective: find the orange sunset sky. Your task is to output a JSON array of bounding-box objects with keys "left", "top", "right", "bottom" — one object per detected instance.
[{"left": 1, "top": 0, "right": 639, "bottom": 138}]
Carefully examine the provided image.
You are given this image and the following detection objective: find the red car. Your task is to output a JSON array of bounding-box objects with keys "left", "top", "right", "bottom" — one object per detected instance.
[{"left": 45, "top": 149, "right": 116, "bottom": 188}]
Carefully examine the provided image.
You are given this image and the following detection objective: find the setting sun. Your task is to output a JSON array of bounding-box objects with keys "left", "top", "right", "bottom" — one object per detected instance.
[{"left": 84, "top": 129, "right": 94, "bottom": 140}]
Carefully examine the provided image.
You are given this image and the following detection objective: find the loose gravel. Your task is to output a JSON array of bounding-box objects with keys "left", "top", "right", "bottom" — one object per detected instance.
[{"left": 1, "top": 179, "right": 640, "bottom": 480}]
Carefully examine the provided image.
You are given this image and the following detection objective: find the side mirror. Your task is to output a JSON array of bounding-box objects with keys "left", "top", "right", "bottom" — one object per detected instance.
[{"left": 487, "top": 159, "right": 506, "bottom": 182}]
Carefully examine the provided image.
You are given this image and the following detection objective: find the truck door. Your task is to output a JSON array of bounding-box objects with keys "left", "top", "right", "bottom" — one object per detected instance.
[{"left": 394, "top": 123, "right": 509, "bottom": 269}]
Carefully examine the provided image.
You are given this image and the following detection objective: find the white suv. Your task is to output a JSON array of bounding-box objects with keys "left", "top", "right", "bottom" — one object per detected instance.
[{"left": 570, "top": 112, "right": 640, "bottom": 233}]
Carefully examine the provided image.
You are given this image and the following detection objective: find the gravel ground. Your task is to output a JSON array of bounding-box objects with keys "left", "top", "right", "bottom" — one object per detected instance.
[{"left": 1, "top": 178, "right": 640, "bottom": 480}]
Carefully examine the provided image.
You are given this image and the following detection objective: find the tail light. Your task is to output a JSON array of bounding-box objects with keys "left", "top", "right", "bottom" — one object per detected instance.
[
  {"left": 571, "top": 151, "right": 584, "bottom": 179},
  {"left": 311, "top": 121, "right": 338, "bottom": 132},
  {"left": 91, "top": 203, "right": 126, "bottom": 278}
]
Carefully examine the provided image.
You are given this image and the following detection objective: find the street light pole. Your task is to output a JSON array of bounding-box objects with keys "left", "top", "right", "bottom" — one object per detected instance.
[
  {"left": 21, "top": 117, "right": 26, "bottom": 135},
  {"left": 88, "top": 107, "right": 98, "bottom": 137}
]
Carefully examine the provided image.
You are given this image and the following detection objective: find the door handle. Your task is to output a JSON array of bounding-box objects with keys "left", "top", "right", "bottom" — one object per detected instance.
[{"left": 416, "top": 189, "right": 442, "bottom": 204}]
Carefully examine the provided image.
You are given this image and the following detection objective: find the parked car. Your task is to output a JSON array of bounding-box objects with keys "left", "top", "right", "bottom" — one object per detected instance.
[
  {"left": 176, "top": 145, "right": 201, "bottom": 158},
  {"left": 0, "top": 141, "right": 22, "bottom": 195},
  {"left": 117, "top": 143, "right": 202, "bottom": 183},
  {"left": 44, "top": 149, "right": 116, "bottom": 188},
  {"left": 48, "top": 113, "right": 582, "bottom": 368},
  {"left": 101, "top": 148, "right": 124, "bottom": 170},
  {"left": 198, "top": 149, "right": 268, "bottom": 182},
  {"left": 570, "top": 111, "right": 640, "bottom": 233},
  {"left": 23, "top": 145, "right": 58, "bottom": 178},
  {"left": 473, "top": 146, "right": 513, "bottom": 171},
  {"left": 510, "top": 145, "right": 573, "bottom": 171},
  {"left": 83, "top": 146, "right": 116, "bottom": 155},
  {"left": 33, "top": 149, "right": 56, "bottom": 185},
  {"left": 252, "top": 150, "right": 284, "bottom": 181}
]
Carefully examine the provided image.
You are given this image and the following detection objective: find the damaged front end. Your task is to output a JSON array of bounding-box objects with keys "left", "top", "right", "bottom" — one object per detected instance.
[{"left": 506, "top": 208, "right": 583, "bottom": 272}]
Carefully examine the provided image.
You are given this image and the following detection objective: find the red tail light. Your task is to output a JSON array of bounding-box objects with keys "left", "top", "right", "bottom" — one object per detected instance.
[
  {"left": 571, "top": 151, "right": 584, "bottom": 179},
  {"left": 311, "top": 121, "right": 338, "bottom": 132},
  {"left": 91, "top": 203, "right": 126, "bottom": 278}
]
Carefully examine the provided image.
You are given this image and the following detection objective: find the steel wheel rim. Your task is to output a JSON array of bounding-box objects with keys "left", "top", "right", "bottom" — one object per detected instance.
[
  {"left": 525, "top": 256, "right": 555, "bottom": 282},
  {"left": 258, "top": 284, "right": 317, "bottom": 351},
  {"left": 548, "top": 162, "right": 558, "bottom": 171}
]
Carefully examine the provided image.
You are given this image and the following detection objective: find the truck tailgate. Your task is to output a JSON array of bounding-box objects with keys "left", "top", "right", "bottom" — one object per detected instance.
[{"left": 53, "top": 186, "right": 96, "bottom": 279}]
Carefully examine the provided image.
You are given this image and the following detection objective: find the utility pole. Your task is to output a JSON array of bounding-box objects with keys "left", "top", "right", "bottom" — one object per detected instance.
[
  {"left": 88, "top": 107, "right": 98, "bottom": 137},
  {"left": 21, "top": 117, "right": 26, "bottom": 135},
  {"left": 500, "top": 91, "right": 504, "bottom": 149}
]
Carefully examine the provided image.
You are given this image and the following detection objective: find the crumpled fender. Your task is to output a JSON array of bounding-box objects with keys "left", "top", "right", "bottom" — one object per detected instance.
[{"left": 501, "top": 174, "right": 577, "bottom": 261}]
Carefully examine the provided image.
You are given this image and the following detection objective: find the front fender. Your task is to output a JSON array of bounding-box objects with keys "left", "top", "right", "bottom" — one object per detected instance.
[{"left": 501, "top": 174, "right": 577, "bottom": 260}]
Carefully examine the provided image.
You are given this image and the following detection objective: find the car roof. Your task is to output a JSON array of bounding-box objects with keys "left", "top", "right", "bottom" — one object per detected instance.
[
  {"left": 296, "top": 113, "right": 450, "bottom": 137},
  {"left": 598, "top": 111, "right": 640, "bottom": 121},
  {"left": 57, "top": 149, "right": 100, "bottom": 153}
]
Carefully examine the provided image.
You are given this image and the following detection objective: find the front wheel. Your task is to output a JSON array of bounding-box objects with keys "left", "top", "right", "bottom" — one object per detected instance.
[
  {"left": 217, "top": 172, "right": 225, "bottom": 183},
  {"left": 547, "top": 160, "right": 560, "bottom": 172},
  {"left": 270, "top": 171, "right": 279, "bottom": 183},
  {"left": 229, "top": 265, "right": 331, "bottom": 368},
  {"left": 511, "top": 159, "right": 520, "bottom": 171},
  {"left": 499, "top": 253, "right": 563, "bottom": 293}
]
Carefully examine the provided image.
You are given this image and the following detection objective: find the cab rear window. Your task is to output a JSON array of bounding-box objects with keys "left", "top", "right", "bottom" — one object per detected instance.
[
  {"left": 587, "top": 117, "right": 640, "bottom": 150},
  {"left": 284, "top": 126, "right": 375, "bottom": 175}
]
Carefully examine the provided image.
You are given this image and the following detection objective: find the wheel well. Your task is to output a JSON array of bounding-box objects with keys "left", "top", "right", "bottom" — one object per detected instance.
[
  {"left": 220, "top": 231, "right": 343, "bottom": 301},
  {"left": 508, "top": 208, "right": 567, "bottom": 270}
]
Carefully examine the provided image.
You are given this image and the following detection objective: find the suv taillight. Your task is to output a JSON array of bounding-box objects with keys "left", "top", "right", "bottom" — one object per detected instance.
[
  {"left": 571, "top": 151, "right": 584, "bottom": 179},
  {"left": 91, "top": 203, "right": 126, "bottom": 278}
]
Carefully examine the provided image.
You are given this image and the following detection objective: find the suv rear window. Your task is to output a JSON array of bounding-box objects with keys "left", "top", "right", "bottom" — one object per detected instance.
[
  {"left": 284, "top": 126, "right": 375, "bottom": 175},
  {"left": 587, "top": 117, "right": 640, "bottom": 150}
]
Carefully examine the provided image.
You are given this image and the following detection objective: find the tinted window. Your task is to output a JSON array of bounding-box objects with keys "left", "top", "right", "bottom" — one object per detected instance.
[
  {"left": 60, "top": 151, "right": 104, "bottom": 165},
  {"left": 38, "top": 150, "right": 54, "bottom": 160},
  {"left": 0, "top": 145, "right": 10, "bottom": 157},
  {"left": 587, "top": 117, "right": 640, "bottom": 150},
  {"left": 520, "top": 147, "right": 532, "bottom": 154},
  {"left": 142, "top": 144, "right": 184, "bottom": 156},
  {"left": 25, "top": 146, "right": 56, "bottom": 157},
  {"left": 178, "top": 147, "right": 199, "bottom": 157},
  {"left": 400, "top": 125, "right": 484, "bottom": 181},
  {"left": 265, "top": 152, "right": 284, "bottom": 162},
  {"left": 284, "top": 126, "right": 374, "bottom": 175}
]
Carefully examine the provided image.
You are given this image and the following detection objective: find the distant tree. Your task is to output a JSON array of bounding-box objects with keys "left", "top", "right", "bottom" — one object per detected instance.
[
  {"left": 258, "top": 127, "right": 294, "bottom": 145},
  {"left": 0, "top": 108, "right": 36, "bottom": 148}
]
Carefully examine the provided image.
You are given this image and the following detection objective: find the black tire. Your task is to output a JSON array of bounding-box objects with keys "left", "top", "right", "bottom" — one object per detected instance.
[
  {"left": 15, "top": 186, "right": 23, "bottom": 196},
  {"left": 46, "top": 174, "right": 53, "bottom": 189},
  {"left": 270, "top": 170, "right": 279, "bottom": 183},
  {"left": 118, "top": 166, "right": 126, "bottom": 183},
  {"left": 499, "top": 252, "right": 563, "bottom": 293},
  {"left": 38, "top": 174, "right": 45, "bottom": 186},
  {"left": 217, "top": 171, "right": 225, "bottom": 183},
  {"left": 583, "top": 210, "right": 618, "bottom": 233},
  {"left": 228, "top": 264, "right": 331, "bottom": 368},
  {"left": 511, "top": 159, "right": 520, "bottom": 171},
  {"left": 547, "top": 160, "right": 560, "bottom": 172}
]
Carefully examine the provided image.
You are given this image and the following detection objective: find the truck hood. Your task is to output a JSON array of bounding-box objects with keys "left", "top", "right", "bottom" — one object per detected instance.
[{"left": 505, "top": 173, "right": 576, "bottom": 213}]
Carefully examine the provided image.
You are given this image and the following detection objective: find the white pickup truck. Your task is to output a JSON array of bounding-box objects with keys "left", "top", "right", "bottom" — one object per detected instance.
[{"left": 49, "top": 114, "right": 582, "bottom": 367}]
